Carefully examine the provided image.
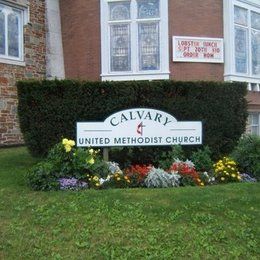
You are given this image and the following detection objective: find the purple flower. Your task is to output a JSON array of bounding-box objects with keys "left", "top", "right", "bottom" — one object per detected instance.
[
  {"left": 58, "top": 178, "right": 88, "bottom": 190},
  {"left": 240, "top": 173, "right": 257, "bottom": 183}
]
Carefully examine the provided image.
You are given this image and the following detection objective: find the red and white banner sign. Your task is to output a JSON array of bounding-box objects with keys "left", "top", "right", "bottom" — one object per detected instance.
[{"left": 173, "top": 36, "right": 224, "bottom": 63}]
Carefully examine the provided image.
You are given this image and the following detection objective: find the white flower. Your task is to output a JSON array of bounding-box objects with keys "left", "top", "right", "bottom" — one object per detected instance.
[
  {"left": 99, "top": 178, "right": 106, "bottom": 185},
  {"left": 203, "top": 172, "right": 209, "bottom": 177}
]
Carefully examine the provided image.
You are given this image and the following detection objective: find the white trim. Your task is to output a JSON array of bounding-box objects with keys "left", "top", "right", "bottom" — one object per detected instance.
[
  {"left": 45, "top": 0, "right": 65, "bottom": 79},
  {"left": 224, "top": 74, "right": 260, "bottom": 84},
  {"left": 0, "top": 57, "right": 25, "bottom": 66},
  {"left": 101, "top": 72, "right": 170, "bottom": 81},
  {"left": 100, "top": 0, "right": 169, "bottom": 81},
  {"left": 223, "top": 0, "right": 260, "bottom": 84}
]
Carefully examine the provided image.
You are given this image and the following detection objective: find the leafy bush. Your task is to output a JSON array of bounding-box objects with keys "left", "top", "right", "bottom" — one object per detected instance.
[
  {"left": 231, "top": 135, "right": 260, "bottom": 180},
  {"left": 17, "top": 79, "right": 248, "bottom": 161},
  {"left": 156, "top": 145, "right": 185, "bottom": 169},
  {"left": 213, "top": 157, "right": 241, "bottom": 183},
  {"left": 144, "top": 167, "right": 180, "bottom": 188},
  {"left": 190, "top": 146, "right": 213, "bottom": 172},
  {"left": 27, "top": 162, "right": 59, "bottom": 191},
  {"left": 28, "top": 138, "right": 98, "bottom": 190}
]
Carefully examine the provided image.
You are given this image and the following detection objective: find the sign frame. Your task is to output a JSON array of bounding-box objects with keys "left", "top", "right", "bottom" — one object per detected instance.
[{"left": 77, "top": 108, "right": 203, "bottom": 148}]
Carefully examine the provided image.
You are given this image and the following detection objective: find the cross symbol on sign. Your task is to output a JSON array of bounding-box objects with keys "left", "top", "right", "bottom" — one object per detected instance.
[{"left": 137, "top": 122, "right": 146, "bottom": 136}]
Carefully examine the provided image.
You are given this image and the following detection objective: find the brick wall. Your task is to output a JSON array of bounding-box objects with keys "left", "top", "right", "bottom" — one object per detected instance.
[
  {"left": 60, "top": 0, "right": 224, "bottom": 81},
  {"left": 60, "top": 0, "right": 101, "bottom": 81},
  {"left": 0, "top": 0, "right": 46, "bottom": 146},
  {"left": 169, "top": 0, "right": 224, "bottom": 81}
]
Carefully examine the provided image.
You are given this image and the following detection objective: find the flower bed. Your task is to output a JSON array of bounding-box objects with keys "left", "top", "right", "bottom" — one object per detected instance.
[{"left": 27, "top": 138, "right": 257, "bottom": 191}]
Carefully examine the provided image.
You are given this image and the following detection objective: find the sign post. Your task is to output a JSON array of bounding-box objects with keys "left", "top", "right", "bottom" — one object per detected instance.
[{"left": 77, "top": 108, "right": 202, "bottom": 150}]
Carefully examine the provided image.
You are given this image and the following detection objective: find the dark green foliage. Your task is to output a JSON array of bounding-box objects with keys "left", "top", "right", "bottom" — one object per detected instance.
[
  {"left": 156, "top": 145, "right": 185, "bottom": 169},
  {"left": 17, "top": 79, "right": 248, "bottom": 161},
  {"left": 231, "top": 135, "right": 260, "bottom": 179},
  {"left": 27, "top": 161, "right": 59, "bottom": 191},
  {"left": 191, "top": 146, "right": 213, "bottom": 172}
]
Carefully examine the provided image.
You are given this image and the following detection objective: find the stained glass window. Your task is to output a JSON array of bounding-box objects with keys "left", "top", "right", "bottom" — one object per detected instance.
[
  {"left": 109, "top": 2, "right": 130, "bottom": 21},
  {"left": 0, "top": 4, "right": 23, "bottom": 60},
  {"left": 8, "top": 11, "right": 20, "bottom": 57},
  {"left": 137, "top": 0, "right": 159, "bottom": 19},
  {"left": 138, "top": 22, "right": 159, "bottom": 70},
  {"left": 0, "top": 6, "right": 5, "bottom": 55},
  {"left": 235, "top": 27, "right": 248, "bottom": 73},
  {"left": 102, "top": 0, "right": 168, "bottom": 79},
  {"left": 110, "top": 24, "right": 131, "bottom": 71},
  {"left": 234, "top": 6, "right": 248, "bottom": 26},
  {"left": 251, "top": 11, "right": 260, "bottom": 30},
  {"left": 252, "top": 30, "right": 260, "bottom": 76}
]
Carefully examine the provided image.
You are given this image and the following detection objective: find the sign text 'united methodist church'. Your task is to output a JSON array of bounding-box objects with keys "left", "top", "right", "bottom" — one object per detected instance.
[{"left": 77, "top": 108, "right": 202, "bottom": 147}]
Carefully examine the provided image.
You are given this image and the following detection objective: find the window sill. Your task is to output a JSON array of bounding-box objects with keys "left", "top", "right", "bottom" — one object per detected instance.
[
  {"left": 101, "top": 72, "right": 170, "bottom": 81},
  {"left": 224, "top": 74, "right": 260, "bottom": 84},
  {"left": 0, "top": 58, "right": 25, "bottom": 67}
]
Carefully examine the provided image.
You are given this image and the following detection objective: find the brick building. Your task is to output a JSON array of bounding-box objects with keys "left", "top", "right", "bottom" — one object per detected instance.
[
  {"left": 0, "top": 0, "right": 46, "bottom": 145},
  {"left": 0, "top": 0, "right": 260, "bottom": 145}
]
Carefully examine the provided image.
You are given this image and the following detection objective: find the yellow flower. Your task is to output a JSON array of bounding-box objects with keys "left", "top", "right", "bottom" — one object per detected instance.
[
  {"left": 197, "top": 178, "right": 201, "bottom": 183},
  {"left": 231, "top": 174, "right": 236, "bottom": 178},
  {"left": 116, "top": 177, "right": 121, "bottom": 181},
  {"left": 124, "top": 176, "right": 129, "bottom": 180},
  {"left": 237, "top": 175, "right": 241, "bottom": 180},
  {"left": 127, "top": 180, "right": 131, "bottom": 183},
  {"left": 87, "top": 158, "right": 95, "bottom": 165},
  {"left": 95, "top": 183, "right": 100, "bottom": 187},
  {"left": 68, "top": 140, "right": 75, "bottom": 147},
  {"left": 62, "top": 138, "right": 69, "bottom": 145},
  {"left": 89, "top": 149, "right": 94, "bottom": 155},
  {"left": 65, "top": 145, "right": 72, "bottom": 152},
  {"left": 221, "top": 177, "right": 225, "bottom": 181},
  {"left": 200, "top": 182, "right": 205, "bottom": 186},
  {"left": 93, "top": 176, "right": 99, "bottom": 181}
]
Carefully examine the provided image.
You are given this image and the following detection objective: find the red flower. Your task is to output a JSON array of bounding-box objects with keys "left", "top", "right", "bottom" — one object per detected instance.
[
  {"left": 169, "top": 162, "right": 200, "bottom": 185},
  {"left": 125, "top": 164, "right": 152, "bottom": 182}
]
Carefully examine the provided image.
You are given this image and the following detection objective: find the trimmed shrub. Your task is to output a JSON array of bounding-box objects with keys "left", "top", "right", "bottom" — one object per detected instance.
[
  {"left": 231, "top": 135, "right": 260, "bottom": 180},
  {"left": 17, "top": 79, "right": 248, "bottom": 161}
]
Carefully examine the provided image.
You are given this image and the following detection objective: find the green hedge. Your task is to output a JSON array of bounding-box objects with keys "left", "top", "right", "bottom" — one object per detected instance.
[{"left": 17, "top": 80, "right": 248, "bottom": 160}]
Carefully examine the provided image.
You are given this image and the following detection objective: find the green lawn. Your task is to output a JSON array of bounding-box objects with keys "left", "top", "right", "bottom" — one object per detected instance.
[{"left": 0, "top": 147, "right": 259, "bottom": 259}]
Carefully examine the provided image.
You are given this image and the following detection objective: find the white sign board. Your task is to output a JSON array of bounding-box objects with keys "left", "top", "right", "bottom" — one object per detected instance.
[
  {"left": 77, "top": 108, "right": 202, "bottom": 147},
  {"left": 173, "top": 36, "right": 224, "bottom": 63}
]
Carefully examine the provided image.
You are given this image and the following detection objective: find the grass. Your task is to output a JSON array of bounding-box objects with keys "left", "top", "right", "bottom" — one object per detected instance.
[{"left": 0, "top": 147, "right": 259, "bottom": 259}]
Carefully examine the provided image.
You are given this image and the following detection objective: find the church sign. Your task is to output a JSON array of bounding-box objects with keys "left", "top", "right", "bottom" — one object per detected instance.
[{"left": 77, "top": 108, "right": 202, "bottom": 147}]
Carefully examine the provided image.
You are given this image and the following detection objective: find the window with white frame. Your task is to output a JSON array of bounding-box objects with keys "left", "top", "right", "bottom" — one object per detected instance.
[
  {"left": 224, "top": 0, "right": 260, "bottom": 86},
  {"left": 100, "top": 0, "right": 169, "bottom": 81},
  {"left": 0, "top": 2, "right": 27, "bottom": 63},
  {"left": 247, "top": 112, "right": 260, "bottom": 135}
]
